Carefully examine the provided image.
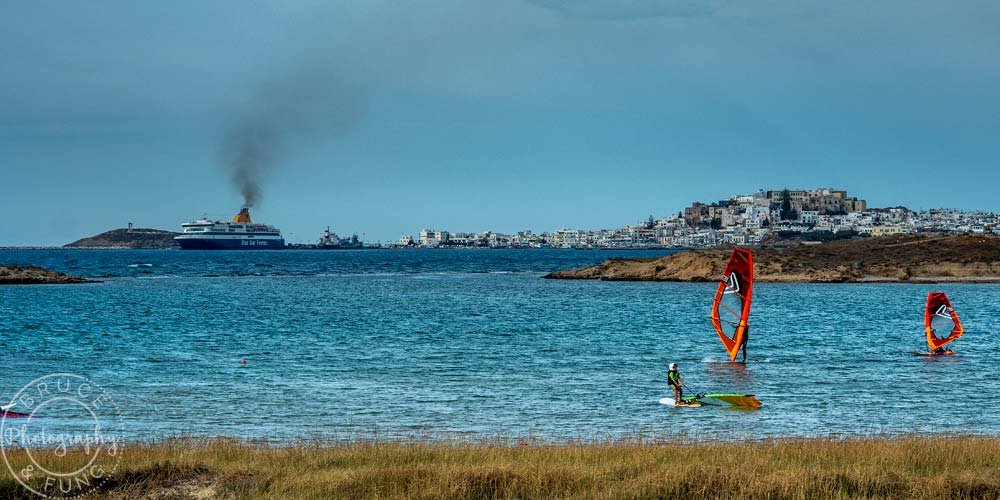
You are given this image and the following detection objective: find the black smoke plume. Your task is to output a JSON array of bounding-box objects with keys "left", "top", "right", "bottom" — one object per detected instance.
[{"left": 222, "top": 66, "right": 363, "bottom": 208}]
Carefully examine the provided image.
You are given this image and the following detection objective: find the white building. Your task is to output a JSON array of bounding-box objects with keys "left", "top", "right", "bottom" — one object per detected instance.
[
  {"left": 419, "top": 228, "right": 449, "bottom": 247},
  {"left": 798, "top": 211, "right": 820, "bottom": 225}
]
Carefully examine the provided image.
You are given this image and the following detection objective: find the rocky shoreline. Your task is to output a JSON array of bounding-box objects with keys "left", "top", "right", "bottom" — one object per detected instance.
[
  {"left": 0, "top": 265, "right": 96, "bottom": 285},
  {"left": 544, "top": 235, "right": 1000, "bottom": 283}
]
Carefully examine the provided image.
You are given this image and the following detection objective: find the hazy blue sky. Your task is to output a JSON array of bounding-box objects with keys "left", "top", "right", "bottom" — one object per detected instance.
[{"left": 3, "top": 0, "right": 1000, "bottom": 245}]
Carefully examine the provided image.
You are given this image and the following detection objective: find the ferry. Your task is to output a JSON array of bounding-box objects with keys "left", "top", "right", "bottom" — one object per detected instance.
[{"left": 174, "top": 208, "right": 285, "bottom": 249}]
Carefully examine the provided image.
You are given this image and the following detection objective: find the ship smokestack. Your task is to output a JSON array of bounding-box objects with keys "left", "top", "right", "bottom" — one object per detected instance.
[{"left": 233, "top": 207, "right": 253, "bottom": 224}]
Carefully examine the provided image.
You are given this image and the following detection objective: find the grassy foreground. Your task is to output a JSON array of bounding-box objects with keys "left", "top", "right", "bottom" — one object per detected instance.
[{"left": 1, "top": 437, "right": 998, "bottom": 499}]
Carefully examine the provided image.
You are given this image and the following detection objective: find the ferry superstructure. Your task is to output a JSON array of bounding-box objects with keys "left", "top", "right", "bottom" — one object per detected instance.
[{"left": 174, "top": 208, "right": 285, "bottom": 249}]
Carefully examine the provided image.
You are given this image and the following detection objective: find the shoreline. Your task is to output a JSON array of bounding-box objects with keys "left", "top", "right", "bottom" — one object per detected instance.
[
  {"left": 2, "top": 436, "right": 996, "bottom": 499},
  {"left": 0, "top": 246, "right": 681, "bottom": 251},
  {"left": 550, "top": 274, "right": 1000, "bottom": 284},
  {"left": 545, "top": 235, "right": 1000, "bottom": 283}
]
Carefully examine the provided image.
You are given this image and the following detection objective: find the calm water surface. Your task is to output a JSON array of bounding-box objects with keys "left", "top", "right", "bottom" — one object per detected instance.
[{"left": 1, "top": 249, "right": 997, "bottom": 442}]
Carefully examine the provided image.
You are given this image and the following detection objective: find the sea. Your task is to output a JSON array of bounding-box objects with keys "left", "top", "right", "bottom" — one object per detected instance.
[{"left": 1, "top": 249, "right": 997, "bottom": 443}]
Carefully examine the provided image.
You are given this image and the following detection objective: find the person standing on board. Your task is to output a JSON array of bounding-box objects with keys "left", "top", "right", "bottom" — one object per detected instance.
[
  {"left": 739, "top": 325, "right": 749, "bottom": 363},
  {"left": 667, "top": 363, "right": 684, "bottom": 404}
]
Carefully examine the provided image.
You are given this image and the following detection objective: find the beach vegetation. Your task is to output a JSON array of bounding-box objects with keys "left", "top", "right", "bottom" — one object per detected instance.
[{"left": 1, "top": 436, "right": 996, "bottom": 499}]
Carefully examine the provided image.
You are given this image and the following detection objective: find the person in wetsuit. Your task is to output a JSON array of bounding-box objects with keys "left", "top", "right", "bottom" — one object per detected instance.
[
  {"left": 739, "top": 325, "right": 749, "bottom": 363},
  {"left": 667, "top": 363, "right": 684, "bottom": 404}
]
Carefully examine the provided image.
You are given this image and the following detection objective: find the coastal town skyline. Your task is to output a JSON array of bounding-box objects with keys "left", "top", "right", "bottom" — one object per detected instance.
[
  {"left": 30, "top": 186, "right": 1000, "bottom": 249},
  {"left": 395, "top": 187, "right": 999, "bottom": 249},
  {"left": 13, "top": 183, "right": 1000, "bottom": 248}
]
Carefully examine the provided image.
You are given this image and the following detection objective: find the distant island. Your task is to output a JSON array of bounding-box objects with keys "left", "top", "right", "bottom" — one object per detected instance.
[
  {"left": 544, "top": 235, "right": 1000, "bottom": 283},
  {"left": 0, "top": 265, "right": 95, "bottom": 284},
  {"left": 65, "top": 227, "right": 178, "bottom": 249}
]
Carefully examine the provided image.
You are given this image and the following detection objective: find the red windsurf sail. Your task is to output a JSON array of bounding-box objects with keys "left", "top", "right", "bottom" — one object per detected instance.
[
  {"left": 924, "top": 292, "right": 964, "bottom": 350},
  {"left": 710, "top": 248, "right": 753, "bottom": 361}
]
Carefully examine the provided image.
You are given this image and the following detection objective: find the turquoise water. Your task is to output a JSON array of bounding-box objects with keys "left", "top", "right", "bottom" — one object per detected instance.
[{"left": 1, "top": 249, "right": 997, "bottom": 442}]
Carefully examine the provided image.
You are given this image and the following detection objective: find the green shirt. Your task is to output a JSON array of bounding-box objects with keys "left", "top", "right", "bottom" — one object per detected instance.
[{"left": 668, "top": 370, "right": 681, "bottom": 387}]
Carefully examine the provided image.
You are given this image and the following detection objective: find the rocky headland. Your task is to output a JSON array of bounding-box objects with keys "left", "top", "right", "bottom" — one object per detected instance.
[
  {"left": 65, "top": 228, "right": 178, "bottom": 249},
  {"left": 0, "top": 265, "right": 96, "bottom": 285},
  {"left": 544, "top": 235, "right": 1000, "bottom": 283}
]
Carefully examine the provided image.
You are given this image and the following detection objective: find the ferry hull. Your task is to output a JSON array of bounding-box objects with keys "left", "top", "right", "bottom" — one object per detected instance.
[{"left": 175, "top": 238, "right": 286, "bottom": 250}]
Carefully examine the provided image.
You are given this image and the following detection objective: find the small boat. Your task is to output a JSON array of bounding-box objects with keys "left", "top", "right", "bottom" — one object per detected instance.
[
  {"left": 317, "top": 227, "right": 364, "bottom": 249},
  {"left": 913, "top": 292, "right": 964, "bottom": 356},
  {"left": 710, "top": 248, "right": 754, "bottom": 361},
  {"left": 1, "top": 404, "right": 29, "bottom": 418}
]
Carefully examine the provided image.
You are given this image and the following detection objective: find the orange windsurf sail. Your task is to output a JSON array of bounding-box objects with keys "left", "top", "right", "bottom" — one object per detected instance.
[
  {"left": 924, "top": 292, "right": 964, "bottom": 350},
  {"left": 710, "top": 248, "right": 753, "bottom": 361}
]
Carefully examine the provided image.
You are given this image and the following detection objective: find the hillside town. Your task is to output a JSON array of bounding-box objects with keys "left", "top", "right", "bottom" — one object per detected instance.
[{"left": 391, "top": 188, "right": 999, "bottom": 249}]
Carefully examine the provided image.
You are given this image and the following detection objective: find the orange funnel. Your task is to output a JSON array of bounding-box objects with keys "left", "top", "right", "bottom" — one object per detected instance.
[{"left": 233, "top": 208, "right": 253, "bottom": 223}]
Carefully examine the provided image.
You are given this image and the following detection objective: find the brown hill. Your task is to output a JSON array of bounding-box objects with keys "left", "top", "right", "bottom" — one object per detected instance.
[
  {"left": 544, "top": 235, "right": 1000, "bottom": 283},
  {"left": 66, "top": 228, "right": 178, "bottom": 249}
]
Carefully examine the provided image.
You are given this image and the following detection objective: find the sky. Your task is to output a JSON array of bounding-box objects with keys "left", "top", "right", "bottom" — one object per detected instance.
[{"left": 2, "top": 0, "right": 1000, "bottom": 246}]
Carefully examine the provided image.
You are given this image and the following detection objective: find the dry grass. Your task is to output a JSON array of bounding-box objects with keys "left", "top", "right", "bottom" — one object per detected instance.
[{"left": 1, "top": 436, "right": 998, "bottom": 499}]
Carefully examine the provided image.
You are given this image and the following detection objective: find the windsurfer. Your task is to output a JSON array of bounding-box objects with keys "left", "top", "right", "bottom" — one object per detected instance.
[
  {"left": 667, "top": 363, "right": 684, "bottom": 403},
  {"left": 711, "top": 248, "right": 754, "bottom": 362},
  {"left": 923, "top": 292, "right": 965, "bottom": 356}
]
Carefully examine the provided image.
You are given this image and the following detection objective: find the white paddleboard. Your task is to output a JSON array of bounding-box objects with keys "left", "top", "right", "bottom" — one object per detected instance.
[{"left": 659, "top": 398, "right": 702, "bottom": 408}]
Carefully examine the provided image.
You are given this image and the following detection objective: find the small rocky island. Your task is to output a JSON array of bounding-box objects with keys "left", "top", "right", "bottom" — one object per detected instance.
[
  {"left": 545, "top": 235, "right": 1000, "bottom": 283},
  {"left": 0, "top": 265, "right": 95, "bottom": 285},
  {"left": 65, "top": 227, "right": 178, "bottom": 249}
]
